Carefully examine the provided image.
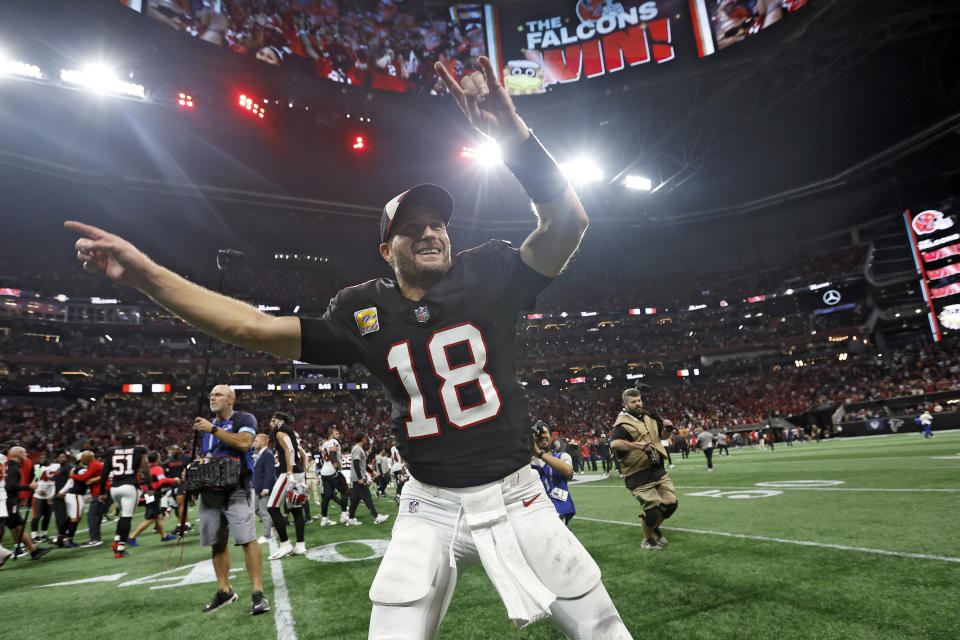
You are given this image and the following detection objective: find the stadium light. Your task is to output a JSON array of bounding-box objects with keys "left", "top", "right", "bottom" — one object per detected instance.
[
  {"left": 177, "top": 91, "right": 194, "bottom": 108},
  {"left": 560, "top": 158, "right": 603, "bottom": 183},
  {"left": 352, "top": 136, "right": 366, "bottom": 150},
  {"left": 460, "top": 141, "right": 502, "bottom": 166},
  {"left": 0, "top": 54, "right": 44, "bottom": 80},
  {"left": 238, "top": 93, "right": 266, "bottom": 119},
  {"left": 624, "top": 175, "right": 652, "bottom": 191},
  {"left": 60, "top": 64, "right": 144, "bottom": 98}
]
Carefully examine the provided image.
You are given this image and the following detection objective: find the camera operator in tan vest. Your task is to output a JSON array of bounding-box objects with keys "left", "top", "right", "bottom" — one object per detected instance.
[{"left": 610, "top": 388, "right": 678, "bottom": 550}]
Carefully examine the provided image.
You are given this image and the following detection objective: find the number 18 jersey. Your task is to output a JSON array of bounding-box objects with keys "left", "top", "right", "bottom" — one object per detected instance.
[{"left": 300, "top": 241, "right": 551, "bottom": 487}]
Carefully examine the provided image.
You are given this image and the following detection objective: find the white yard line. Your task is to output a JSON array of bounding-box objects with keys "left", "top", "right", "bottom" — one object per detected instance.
[
  {"left": 268, "top": 539, "right": 298, "bottom": 640},
  {"left": 577, "top": 516, "right": 960, "bottom": 564},
  {"left": 573, "top": 485, "right": 960, "bottom": 493}
]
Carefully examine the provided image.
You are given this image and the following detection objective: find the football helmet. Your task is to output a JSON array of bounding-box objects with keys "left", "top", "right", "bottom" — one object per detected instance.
[{"left": 286, "top": 482, "right": 308, "bottom": 507}]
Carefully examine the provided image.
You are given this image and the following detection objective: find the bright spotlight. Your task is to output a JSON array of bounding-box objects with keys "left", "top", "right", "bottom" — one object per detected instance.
[
  {"left": 177, "top": 91, "right": 194, "bottom": 108},
  {"left": 0, "top": 55, "right": 44, "bottom": 80},
  {"left": 560, "top": 158, "right": 603, "bottom": 183},
  {"left": 461, "top": 141, "right": 502, "bottom": 166},
  {"left": 352, "top": 136, "right": 365, "bottom": 150},
  {"left": 60, "top": 64, "right": 144, "bottom": 98},
  {"left": 624, "top": 175, "right": 652, "bottom": 191}
]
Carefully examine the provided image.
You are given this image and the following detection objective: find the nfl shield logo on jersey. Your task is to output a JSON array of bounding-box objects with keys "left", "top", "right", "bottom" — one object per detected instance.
[
  {"left": 414, "top": 305, "right": 430, "bottom": 323},
  {"left": 408, "top": 500, "right": 420, "bottom": 513},
  {"left": 354, "top": 307, "right": 380, "bottom": 335}
]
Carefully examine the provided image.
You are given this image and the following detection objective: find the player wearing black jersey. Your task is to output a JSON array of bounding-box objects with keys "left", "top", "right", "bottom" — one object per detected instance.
[
  {"left": 68, "top": 55, "right": 629, "bottom": 639},
  {"left": 266, "top": 411, "right": 307, "bottom": 560},
  {"left": 101, "top": 434, "right": 150, "bottom": 557}
]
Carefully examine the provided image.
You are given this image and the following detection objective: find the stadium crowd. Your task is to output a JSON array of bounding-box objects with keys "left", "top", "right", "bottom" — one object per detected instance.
[
  {"left": 147, "top": 0, "right": 486, "bottom": 94},
  {"left": 2, "top": 334, "right": 957, "bottom": 461}
]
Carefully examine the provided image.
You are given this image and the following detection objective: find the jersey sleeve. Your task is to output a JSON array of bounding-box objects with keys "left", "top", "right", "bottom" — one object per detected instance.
[
  {"left": 236, "top": 412, "right": 258, "bottom": 436},
  {"left": 467, "top": 241, "right": 553, "bottom": 311},
  {"left": 610, "top": 425, "right": 631, "bottom": 442},
  {"left": 299, "top": 293, "right": 363, "bottom": 365}
]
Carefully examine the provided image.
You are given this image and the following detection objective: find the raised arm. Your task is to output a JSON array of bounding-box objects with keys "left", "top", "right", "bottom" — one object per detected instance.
[
  {"left": 435, "top": 56, "right": 588, "bottom": 277},
  {"left": 65, "top": 221, "right": 302, "bottom": 359}
]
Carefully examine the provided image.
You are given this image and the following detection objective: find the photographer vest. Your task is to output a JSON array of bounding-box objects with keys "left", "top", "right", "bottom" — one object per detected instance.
[{"left": 613, "top": 411, "right": 668, "bottom": 478}]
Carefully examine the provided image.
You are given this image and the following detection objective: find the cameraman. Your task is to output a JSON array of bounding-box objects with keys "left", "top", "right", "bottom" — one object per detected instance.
[
  {"left": 192, "top": 384, "right": 270, "bottom": 615},
  {"left": 531, "top": 422, "right": 576, "bottom": 525},
  {"left": 610, "top": 388, "right": 678, "bottom": 550}
]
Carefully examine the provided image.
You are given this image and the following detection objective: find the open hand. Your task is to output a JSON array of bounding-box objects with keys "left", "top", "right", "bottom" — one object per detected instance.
[{"left": 434, "top": 56, "right": 529, "bottom": 148}]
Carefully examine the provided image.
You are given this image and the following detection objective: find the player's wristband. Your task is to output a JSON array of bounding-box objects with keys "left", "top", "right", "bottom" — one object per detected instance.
[{"left": 501, "top": 133, "right": 569, "bottom": 204}]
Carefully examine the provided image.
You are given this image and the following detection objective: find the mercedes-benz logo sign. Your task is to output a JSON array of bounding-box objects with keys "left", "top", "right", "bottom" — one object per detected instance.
[{"left": 822, "top": 290, "right": 842, "bottom": 305}]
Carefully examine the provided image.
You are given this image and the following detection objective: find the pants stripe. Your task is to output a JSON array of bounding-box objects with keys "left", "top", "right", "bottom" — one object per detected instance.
[{"left": 270, "top": 477, "right": 288, "bottom": 508}]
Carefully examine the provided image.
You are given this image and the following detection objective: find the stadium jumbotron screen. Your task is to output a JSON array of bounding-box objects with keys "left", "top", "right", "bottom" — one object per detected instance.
[{"left": 123, "top": 0, "right": 811, "bottom": 94}]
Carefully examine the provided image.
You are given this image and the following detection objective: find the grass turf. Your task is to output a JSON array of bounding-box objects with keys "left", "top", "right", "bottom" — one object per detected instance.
[{"left": 2, "top": 431, "right": 958, "bottom": 639}]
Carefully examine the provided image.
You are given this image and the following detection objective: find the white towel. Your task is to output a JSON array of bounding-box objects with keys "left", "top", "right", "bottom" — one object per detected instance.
[{"left": 460, "top": 485, "right": 556, "bottom": 628}]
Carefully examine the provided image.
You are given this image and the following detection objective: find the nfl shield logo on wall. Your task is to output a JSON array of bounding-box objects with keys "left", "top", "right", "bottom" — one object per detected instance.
[{"left": 415, "top": 305, "right": 430, "bottom": 324}]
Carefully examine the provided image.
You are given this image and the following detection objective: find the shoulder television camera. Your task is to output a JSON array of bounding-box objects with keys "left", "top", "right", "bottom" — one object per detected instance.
[{"left": 184, "top": 456, "right": 243, "bottom": 493}]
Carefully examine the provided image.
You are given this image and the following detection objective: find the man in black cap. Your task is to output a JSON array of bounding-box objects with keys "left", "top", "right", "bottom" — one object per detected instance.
[{"left": 66, "top": 55, "right": 629, "bottom": 639}]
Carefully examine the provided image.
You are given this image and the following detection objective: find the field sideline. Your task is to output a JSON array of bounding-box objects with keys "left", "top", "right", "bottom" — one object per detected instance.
[{"left": 2, "top": 431, "right": 958, "bottom": 639}]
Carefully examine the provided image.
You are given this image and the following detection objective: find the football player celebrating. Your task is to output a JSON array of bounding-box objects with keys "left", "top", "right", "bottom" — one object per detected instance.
[{"left": 66, "top": 55, "right": 630, "bottom": 638}]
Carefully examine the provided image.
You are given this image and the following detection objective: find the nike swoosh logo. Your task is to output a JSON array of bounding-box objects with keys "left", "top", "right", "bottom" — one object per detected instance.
[{"left": 522, "top": 493, "right": 541, "bottom": 507}]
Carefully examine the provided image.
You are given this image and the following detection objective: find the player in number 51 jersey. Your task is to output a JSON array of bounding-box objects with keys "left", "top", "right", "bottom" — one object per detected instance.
[{"left": 100, "top": 433, "right": 150, "bottom": 557}]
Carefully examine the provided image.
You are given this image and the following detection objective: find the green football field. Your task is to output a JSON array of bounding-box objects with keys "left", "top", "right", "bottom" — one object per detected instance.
[{"left": 3, "top": 431, "right": 959, "bottom": 639}]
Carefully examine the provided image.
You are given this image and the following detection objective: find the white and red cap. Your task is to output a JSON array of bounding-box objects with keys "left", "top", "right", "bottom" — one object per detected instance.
[{"left": 380, "top": 184, "right": 454, "bottom": 243}]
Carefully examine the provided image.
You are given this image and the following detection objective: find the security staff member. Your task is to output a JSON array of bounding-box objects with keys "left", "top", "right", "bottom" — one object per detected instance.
[{"left": 610, "top": 388, "right": 678, "bottom": 550}]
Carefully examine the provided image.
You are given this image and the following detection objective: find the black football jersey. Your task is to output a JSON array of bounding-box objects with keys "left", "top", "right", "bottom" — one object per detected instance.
[
  {"left": 105, "top": 446, "right": 148, "bottom": 488},
  {"left": 300, "top": 241, "right": 551, "bottom": 487},
  {"left": 273, "top": 423, "right": 303, "bottom": 473}
]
